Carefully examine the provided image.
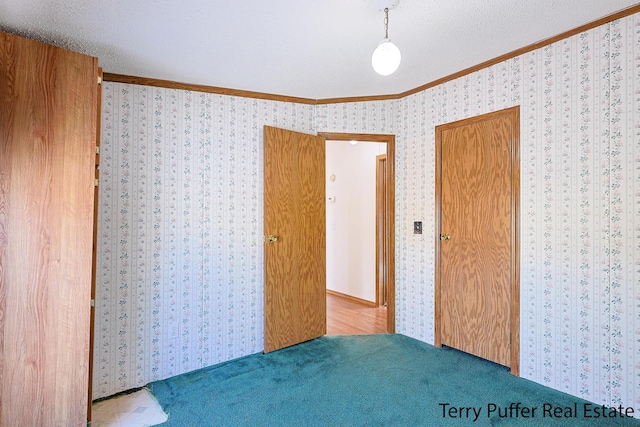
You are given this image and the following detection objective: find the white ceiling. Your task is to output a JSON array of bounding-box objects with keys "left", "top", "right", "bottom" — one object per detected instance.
[{"left": 2, "top": 0, "right": 639, "bottom": 100}]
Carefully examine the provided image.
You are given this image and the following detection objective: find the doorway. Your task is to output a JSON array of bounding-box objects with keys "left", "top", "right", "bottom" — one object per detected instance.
[
  {"left": 319, "top": 132, "right": 396, "bottom": 335},
  {"left": 434, "top": 106, "right": 520, "bottom": 375},
  {"left": 263, "top": 128, "right": 395, "bottom": 353}
]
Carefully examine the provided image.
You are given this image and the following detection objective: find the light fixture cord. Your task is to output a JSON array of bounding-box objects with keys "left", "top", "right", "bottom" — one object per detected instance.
[{"left": 384, "top": 7, "right": 389, "bottom": 39}]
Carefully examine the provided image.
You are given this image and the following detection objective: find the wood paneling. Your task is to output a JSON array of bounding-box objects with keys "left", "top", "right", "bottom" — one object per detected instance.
[
  {"left": 0, "top": 32, "right": 97, "bottom": 425},
  {"left": 264, "top": 126, "right": 326, "bottom": 353},
  {"left": 318, "top": 132, "right": 395, "bottom": 333},
  {"left": 435, "top": 107, "right": 519, "bottom": 372}
]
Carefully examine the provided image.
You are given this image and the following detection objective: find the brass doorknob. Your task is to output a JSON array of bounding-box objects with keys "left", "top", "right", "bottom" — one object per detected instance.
[
  {"left": 267, "top": 235, "right": 278, "bottom": 243},
  {"left": 440, "top": 234, "right": 450, "bottom": 241}
]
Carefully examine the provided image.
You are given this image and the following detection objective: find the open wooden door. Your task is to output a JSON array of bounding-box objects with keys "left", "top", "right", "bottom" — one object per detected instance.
[
  {"left": 0, "top": 32, "right": 98, "bottom": 425},
  {"left": 264, "top": 126, "right": 326, "bottom": 353}
]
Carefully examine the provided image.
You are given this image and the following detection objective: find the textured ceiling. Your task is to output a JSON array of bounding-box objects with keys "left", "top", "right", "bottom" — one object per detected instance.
[{"left": 1, "top": 0, "right": 639, "bottom": 99}]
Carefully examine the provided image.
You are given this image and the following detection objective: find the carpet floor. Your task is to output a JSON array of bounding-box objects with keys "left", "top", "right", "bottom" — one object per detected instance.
[{"left": 149, "top": 334, "right": 640, "bottom": 426}]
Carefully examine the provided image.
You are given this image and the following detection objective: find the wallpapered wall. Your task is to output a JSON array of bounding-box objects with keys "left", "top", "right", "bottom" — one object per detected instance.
[
  {"left": 94, "top": 13, "right": 639, "bottom": 413},
  {"left": 394, "top": 15, "right": 639, "bottom": 410},
  {"left": 95, "top": 91, "right": 309, "bottom": 395},
  {"left": 94, "top": 91, "right": 395, "bottom": 398}
]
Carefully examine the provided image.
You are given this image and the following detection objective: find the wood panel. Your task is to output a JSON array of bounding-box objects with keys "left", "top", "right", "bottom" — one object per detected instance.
[
  {"left": 435, "top": 107, "right": 519, "bottom": 371},
  {"left": 264, "top": 126, "right": 326, "bottom": 353},
  {"left": 0, "top": 32, "right": 97, "bottom": 425}
]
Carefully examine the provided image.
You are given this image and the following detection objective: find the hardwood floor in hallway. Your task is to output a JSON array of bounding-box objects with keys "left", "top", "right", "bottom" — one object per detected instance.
[{"left": 326, "top": 292, "right": 388, "bottom": 336}]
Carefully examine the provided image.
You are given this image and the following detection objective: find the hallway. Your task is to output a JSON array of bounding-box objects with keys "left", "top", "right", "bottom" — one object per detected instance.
[{"left": 326, "top": 292, "right": 387, "bottom": 336}]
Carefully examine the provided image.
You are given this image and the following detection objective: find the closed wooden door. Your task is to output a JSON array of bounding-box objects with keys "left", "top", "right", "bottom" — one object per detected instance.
[
  {"left": 264, "top": 126, "right": 326, "bottom": 353},
  {"left": 435, "top": 107, "right": 519, "bottom": 372},
  {"left": 0, "top": 32, "right": 98, "bottom": 425}
]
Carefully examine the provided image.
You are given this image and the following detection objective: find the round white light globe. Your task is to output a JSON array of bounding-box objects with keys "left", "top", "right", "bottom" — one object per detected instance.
[{"left": 371, "top": 39, "right": 401, "bottom": 76}]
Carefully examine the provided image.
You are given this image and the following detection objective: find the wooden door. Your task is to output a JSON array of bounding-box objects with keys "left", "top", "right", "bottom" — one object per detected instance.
[
  {"left": 264, "top": 126, "right": 326, "bottom": 353},
  {"left": 0, "top": 32, "right": 98, "bottom": 425},
  {"left": 435, "top": 107, "right": 519, "bottom": 372}
]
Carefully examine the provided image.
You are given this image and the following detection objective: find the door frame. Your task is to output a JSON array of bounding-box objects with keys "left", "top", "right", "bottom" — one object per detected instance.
[
  {"left": 433, "top": 106, "right": 520, "bottom": 375},
  {"left": 319, "top": 132, "right": 396, "bottom": 333},
  {"left": 376, "top": 154, "right": 388, "bottom": 308},
  {"left": 88, "top": 67, "right": 103, "bottom": 422}
]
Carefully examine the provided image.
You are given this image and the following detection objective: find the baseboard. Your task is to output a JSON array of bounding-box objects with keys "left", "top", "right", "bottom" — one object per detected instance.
[{"left": 326, "top": 289, "right": 376, "bottom": 307}]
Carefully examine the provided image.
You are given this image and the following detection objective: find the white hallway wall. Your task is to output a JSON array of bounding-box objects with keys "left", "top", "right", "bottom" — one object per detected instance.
[
  {"left": 326, "top": 141, "right": 386, "bottom": 302},
  {"left": 95, "top": 12, "right": 639, "bottom": 415}
]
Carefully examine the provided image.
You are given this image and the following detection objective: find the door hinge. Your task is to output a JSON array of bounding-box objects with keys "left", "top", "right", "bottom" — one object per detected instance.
[
  {"left": 96, "top": 146, "right": 100, "bottom": 155},
  {"left": 97, "top": 75, "right": 103, "bottom": 85},
  {"left": 94, "top": 178, "right": 99, "bottom": 187},
  {"left": 90, "top": 299, "right": 95, "bottom": 308}
]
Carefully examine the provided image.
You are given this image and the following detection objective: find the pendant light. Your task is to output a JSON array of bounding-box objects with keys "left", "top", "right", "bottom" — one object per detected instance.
[{"left": 371, "top": 6, "right": 401, "bottom": 76}]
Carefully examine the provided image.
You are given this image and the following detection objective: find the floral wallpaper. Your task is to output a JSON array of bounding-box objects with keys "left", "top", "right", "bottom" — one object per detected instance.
[
  {"left": 394, "top": 14, "right": 639, "bottom": 413},
  {"left": 94, "top": 90, "right": 317, "bottom": 397},
  {"left": 94, "top": 11, "right": 639, "bottom": 416}
]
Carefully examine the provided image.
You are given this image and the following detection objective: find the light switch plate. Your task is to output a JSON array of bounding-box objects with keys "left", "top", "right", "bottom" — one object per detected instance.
[{"left": 414, "top": 221, "right": 422, "bottom": 234}]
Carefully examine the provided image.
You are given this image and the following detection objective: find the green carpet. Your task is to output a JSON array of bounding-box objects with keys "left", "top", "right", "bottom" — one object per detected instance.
[{"left": 149, "top": 334, "right": 640, "bottom": 426}]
